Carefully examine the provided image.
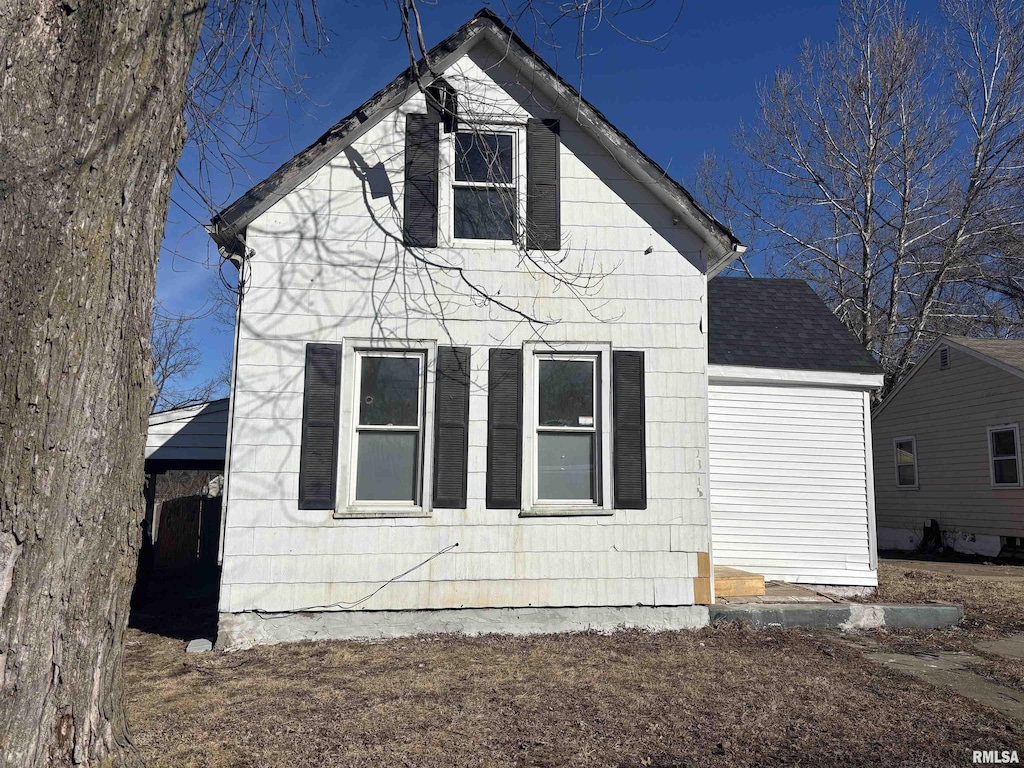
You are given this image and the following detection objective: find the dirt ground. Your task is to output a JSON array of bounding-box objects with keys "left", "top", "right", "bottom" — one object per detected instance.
[{"left": 124, "top": 564, "right": 1024, "bottom": 767}]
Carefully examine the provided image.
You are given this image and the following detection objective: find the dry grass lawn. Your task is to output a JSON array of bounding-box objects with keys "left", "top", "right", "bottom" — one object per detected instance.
[{"left": 124, "top": 567, "right": 1022, "bottom": 767}]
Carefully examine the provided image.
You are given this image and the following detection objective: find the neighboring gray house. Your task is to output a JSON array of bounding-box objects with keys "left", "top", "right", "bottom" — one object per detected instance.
[
  {"left": 147, "top": 11, "right": 886, "bottom": 647},
  {"left": 873, "top": 337, "right": 1024, "bottom": 556}
]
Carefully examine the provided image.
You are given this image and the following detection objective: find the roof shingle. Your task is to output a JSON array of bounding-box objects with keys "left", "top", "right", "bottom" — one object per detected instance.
[
  {"left": 946, "top": 337, "right": 1024, "bottom": 374},
  {"left": 708, "top": 278, "right": 882, "bottom": 374}
]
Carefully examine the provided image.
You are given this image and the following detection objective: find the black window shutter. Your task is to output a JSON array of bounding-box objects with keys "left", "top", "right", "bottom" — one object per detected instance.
[
  {"left": 403, "top": 113, "right": 439, "bottom": 248},
  {"left": 526, "top": 118, "right": 560, "bottom": 251},
  {"left": 486, "top": 348, "right": 523, "bottom": 509},
  {"left": 433, "top": 346, "right": 471, "bottom": 508},
  {"left": 426, "top": 79, "right": 458, "bottom": 133},
  {"left": 298, "top": 344, "right": 343, "bottom": 510},
  {"left": 612, "top": 350, "right": 647, "bottom": 509}
]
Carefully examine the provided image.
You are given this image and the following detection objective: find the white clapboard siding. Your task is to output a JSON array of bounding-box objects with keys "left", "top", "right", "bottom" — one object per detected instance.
[
  {"left": 709, "top": 383, "right": 876, "bottom": 587},
  {"left": 219, "top": 43, "right": 715, "bottom": 614},
  {"left": 147, "top": 399, "right": 229, "bottom": 463}
]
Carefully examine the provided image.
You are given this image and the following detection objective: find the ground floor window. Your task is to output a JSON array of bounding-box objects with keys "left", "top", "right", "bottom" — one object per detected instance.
[
  {"left": 988, "top": 424, "right": 1021, "bottom": 488},
  {"left": 894, "top": 436, "right": 917, "bottom": 488},
  {"left": 535, "top": 354, "right": 599, "bottom": 503},
  {"left": 353, "top": 351, "right": 424, "bottom": 503}
]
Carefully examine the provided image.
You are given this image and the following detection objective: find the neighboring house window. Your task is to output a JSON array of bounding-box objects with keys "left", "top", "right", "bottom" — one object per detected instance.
[
  {"left": 535, "top": 354, "right": 600, "bottom": 503},
  {"left": 988, "top": 425, "right": 1022, "bottom": 488},
  {"left": 894, "top": 437, "right": 918, "bottom": 488},
  {"left": 453, "top": 131, "right": 516, "bottom": 240},
  {"left": 353, "top": 351, "right": 425, "bottom": 503}
]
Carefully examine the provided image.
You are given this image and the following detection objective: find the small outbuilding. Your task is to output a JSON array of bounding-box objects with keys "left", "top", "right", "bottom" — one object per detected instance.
[
  {"left": 707, "top": 279, "right": 885, "bottom": 588},
  {"left": 872, "top": 337, "right": 1024, "bottom": 557}
]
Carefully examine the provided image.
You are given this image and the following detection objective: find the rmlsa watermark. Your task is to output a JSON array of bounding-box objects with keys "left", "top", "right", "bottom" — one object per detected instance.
[{"left": 974, "top": 750, "right": 1019, "bottom": 764}]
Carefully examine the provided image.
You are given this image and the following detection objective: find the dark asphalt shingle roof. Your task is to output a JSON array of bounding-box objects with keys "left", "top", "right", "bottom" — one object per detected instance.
[{"left": 708, "top": 278, "right": 882, "bottom": 374}]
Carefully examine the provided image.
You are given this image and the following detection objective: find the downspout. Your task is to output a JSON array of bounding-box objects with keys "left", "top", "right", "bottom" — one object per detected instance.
[
  {"left": 701, "top": 271, "right": 716, "bottom": 605},
  {"left": 208, "top": 226, "right": 249, "bottom": 568}
]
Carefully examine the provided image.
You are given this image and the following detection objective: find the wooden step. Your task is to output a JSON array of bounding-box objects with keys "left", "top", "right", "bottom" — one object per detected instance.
[{"left": 714, "top": 566, "right": 766, "bottom": 598}]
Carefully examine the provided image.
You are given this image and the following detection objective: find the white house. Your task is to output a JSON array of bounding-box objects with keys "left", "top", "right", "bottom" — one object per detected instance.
[
  {"left": 182, "top": 10, "right": 881, "bottom": 647},
  {"left": 872, "top": 336, "right": 1024, "bottom": 557}
]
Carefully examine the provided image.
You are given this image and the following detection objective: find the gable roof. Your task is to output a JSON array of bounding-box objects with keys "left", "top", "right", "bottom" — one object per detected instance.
[
  {"left": 871, "top": 336, "right": 1024, "bottom": 419},
  {"left": 945, "top": 337, "right": 1024, "bottom": 375},
  {"left": 708, "top": 278, "right": 882, "bottom": 374},
  {"left": 207, "top": 8, "right": 743, "bottom": 272}
]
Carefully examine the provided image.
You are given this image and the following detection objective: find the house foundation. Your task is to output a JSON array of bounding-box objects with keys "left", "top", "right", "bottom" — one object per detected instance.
[{"left": 216, "top": 605, "right": 711, "bottom": 649}]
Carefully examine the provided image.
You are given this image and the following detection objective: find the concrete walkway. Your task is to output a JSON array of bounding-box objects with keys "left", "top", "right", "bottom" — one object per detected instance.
[{"left": 848, "top": 634, "right": 1024, "bottom": 724}]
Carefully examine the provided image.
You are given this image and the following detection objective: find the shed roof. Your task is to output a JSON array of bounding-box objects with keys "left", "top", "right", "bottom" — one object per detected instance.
[
  {"left": 945, "top": 337, "right": 1024, "bottom": 375},
  {"left": 708, "top": 278, "right": 882, "bottom": 374},
  {"left": 146, "top": 399, "right": 229, "bottom": 471}
]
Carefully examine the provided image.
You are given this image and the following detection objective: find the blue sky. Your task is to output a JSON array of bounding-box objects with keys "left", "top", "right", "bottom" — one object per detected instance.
[{"left": 158, "top": 0, "right": 936, "bottom": 397}]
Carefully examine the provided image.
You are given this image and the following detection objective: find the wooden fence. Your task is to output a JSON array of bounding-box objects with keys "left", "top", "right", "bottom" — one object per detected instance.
[{"left": 153, "top": 495, "right": 222, "bottom": 570}]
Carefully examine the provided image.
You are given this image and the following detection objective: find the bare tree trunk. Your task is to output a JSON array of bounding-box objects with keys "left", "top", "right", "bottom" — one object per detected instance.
[{"left": 0, "top": 1, "right": 205, "bottom": 764}]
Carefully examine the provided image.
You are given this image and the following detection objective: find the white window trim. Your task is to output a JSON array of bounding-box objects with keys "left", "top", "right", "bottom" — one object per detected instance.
[
  {"left": 988, "top": 423, "right": 1022, "bottom": 490},
  {"left": 893, "top": 436, "right": 918, "bottom": 490},
  {"left": 440, "top": 123, "right": 526, "bottom": 248},
  {"left": 334, "top": 338, "right": 437, "bottom": 519},
  {"left": 521, "top": 341, "right": 613, "bottom": 517}
]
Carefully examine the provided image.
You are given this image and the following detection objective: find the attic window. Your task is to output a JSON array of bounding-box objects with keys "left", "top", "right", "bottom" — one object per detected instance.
[
  {"left": 939, "top": 347, "right": 950, "bottom": 370},
  {"left": 453, "top": 131, "right": 516, "bottom": 240}
]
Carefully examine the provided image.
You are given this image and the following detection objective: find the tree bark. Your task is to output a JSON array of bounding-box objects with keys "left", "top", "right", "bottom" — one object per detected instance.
[{"left": 0, "top": 1, "right": 205, "bottom": 764}]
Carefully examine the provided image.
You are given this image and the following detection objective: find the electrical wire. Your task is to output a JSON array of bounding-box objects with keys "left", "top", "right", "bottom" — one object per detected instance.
[{"left": 254, "top": 542, "right": 459, "bottom": 617}]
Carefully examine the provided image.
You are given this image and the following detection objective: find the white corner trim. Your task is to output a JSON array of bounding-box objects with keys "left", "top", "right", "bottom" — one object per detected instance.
[
  {"left": 863, "top": 391, "right": 878, "bottom": 571},
  {"left": 707, "top": 364, "right": 884, "bottom": 389}
]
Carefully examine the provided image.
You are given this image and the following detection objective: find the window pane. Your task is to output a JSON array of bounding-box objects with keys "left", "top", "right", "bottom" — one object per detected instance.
[
  {"left": 539, "top": 359, "right": 594, "bottom": 427},
  {"left": 538, "top": 433, "right": 595, "bottom": 501},
  {"left": 453, "top": 188, "right": 515, "bottom": 240},
  {"left": 895, "top": 441, "right": 915, "bottom": 466},
  {"left": 359, "top": 356, "right": 420, "bottom": 426},
  {"left": 994, "top": 458, "right": 1019, "bottom": 486},
  {"left": 356, "top": 432, "right": 418, "bottom": 501},
  {"left": 897, "top": 464, "right": 916, "bottom": 487},
  {"left": 454, "top": 132, "right": 513, "bottom": 183},
  {"left": 992, "top": 429, "right": 1017, "bottom": 458}
]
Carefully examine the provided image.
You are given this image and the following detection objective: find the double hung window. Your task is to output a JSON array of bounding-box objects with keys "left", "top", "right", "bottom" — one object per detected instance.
[
  {"left": 353, "top": 351, "right": 425, "bottom": 503},
  {"left": 894, "top": 437, "right": 918, "bottom": 488},
  {"left": 453, "top": 131, "right": 516, "bottom": 240},
  {"left": 535, "top": 355, "right": 599, "bottom": 503},
  {"left": 989, "top": 425, "right": 1021, "bottom": 488}
]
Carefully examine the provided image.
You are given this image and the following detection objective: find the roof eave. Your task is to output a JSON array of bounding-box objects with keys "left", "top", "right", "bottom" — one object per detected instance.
[{"left": 207, "top": 10, "right": 743, "bottom": 268}]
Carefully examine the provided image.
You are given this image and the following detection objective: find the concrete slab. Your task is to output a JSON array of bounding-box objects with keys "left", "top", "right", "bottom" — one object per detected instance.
[
  {"left": 976, "top": 634, "right": 1024, "bottom": 661},
  {"left": 185, "top": 638, "right": 213, "bottom": 654},
  {"left": 709, "top": 603, "right": 963, "bottom": 631},
  {"left": 866, "top": 650, "right": 1024, "bottom": 723}
]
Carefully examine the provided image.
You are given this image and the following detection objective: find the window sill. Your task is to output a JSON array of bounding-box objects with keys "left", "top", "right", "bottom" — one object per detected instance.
[
  {"left": 447, "top": 238, "right": 518, "bottom": 249},
  {"left": 333, "top": 507, "right": 431, "bottom": 520},
  {"left": 519, "top": 506, "right": 614, "bottom": 518},
  {"left": 991, "top": 485, "right": 1023, "bottom": 490},
  {"left": 895, "top": 485, "right": 919, "bottom": 491}
]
